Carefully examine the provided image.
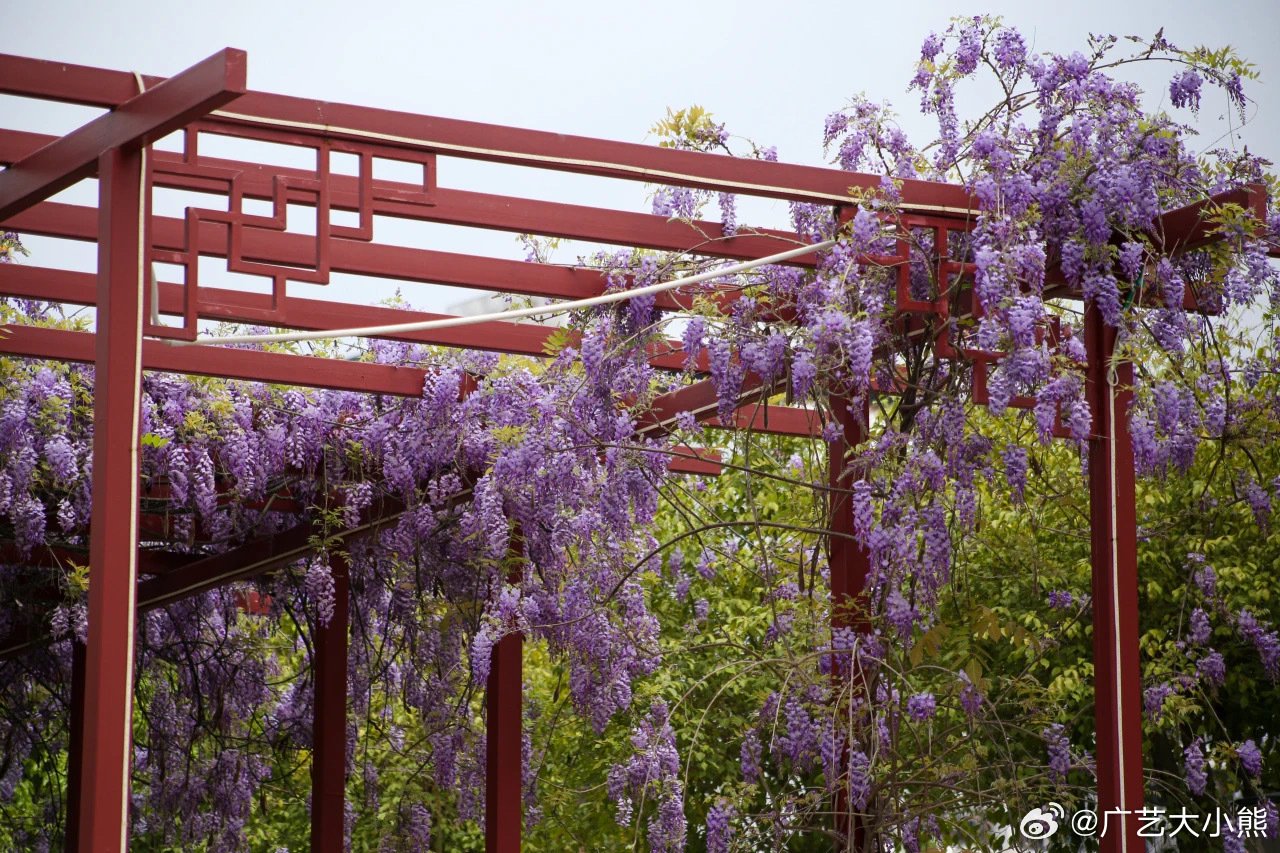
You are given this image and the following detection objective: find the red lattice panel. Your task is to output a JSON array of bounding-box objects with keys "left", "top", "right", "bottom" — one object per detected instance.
[{"left": 144, "top": 121, "right": 436, "bottom": 340}]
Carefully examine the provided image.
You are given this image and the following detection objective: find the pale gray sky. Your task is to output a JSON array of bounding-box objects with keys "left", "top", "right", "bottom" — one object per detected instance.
[{"left": 3, "top": 0, "right": 1278, "bottom": 314}]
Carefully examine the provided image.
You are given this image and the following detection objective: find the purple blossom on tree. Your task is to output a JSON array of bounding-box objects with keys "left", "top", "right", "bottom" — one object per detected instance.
[{"left": 1184, "top": 738, "right": 1207, "bottom": 796}]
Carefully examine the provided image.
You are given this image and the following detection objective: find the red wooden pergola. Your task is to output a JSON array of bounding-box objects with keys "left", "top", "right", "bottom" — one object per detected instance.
[{"left": 0, "top": 47, "right": 1264, "bottom": 853}]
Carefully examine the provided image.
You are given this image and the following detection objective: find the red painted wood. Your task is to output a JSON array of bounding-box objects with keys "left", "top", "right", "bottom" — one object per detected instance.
[
  {"left": 1084, "top": 303, "right": 1144, "bottom": 853},
  {"left": 667, "top": 445, "right": 723, "bottom": 476},
  {"left": 707, "top": 403, "right": 821, "bottom": 437},
  {"left": 486, "top": 545, "right": 524, "bottom": 853},
  {"left": 0, "top": 49, "right": 245, "bottom": 221},
  {"left": 828, "top": 396, "right": 870, "bottom": 627},
  {"left": 311, "top": 552, "right": 350, "bottom": 853},
  {"left": 3, "top": 187, "right": 818, "bottom": 303},
  {"left": 0, "top": 324, "right": 429, "bottom": 397},
  {"left": 1150, "top": 184, "right": 1267, "bottom": 253},
  {"left": 65, "top": 640, "right": 85, "bottom": 853},
  {"left": 0, "top": 53, "right": 975, "bottom": 214},
  {"left": 77, "top": 146, "right": 145, "bottom": 853},
  {"left": 0, "top": 264, "right": 689, "bottom": 370},
  {"left": 827, "top": 395, "right": 871, "bottom": 851},
  {"left": 638, "top": 371, "right": 782, "bottom": 438}
]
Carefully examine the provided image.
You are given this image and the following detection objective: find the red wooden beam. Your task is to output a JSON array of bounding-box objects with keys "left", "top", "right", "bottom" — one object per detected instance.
[
  {"left": 1084, "top": 301, "right": 1144, "bottom": 853},
  {"left": 0, "top": 325, "right": 428, "bottom": 397},
  {"left": 638, "top": 370, "right": 783, "bottom": 438},
  {"left": 485, "top": 627, "right": 522, "bottom": 852},
  {"left": 828, "top": 395, "right": 871, "bottom": 630},
  {"left": 706, "top": 403, "right": 821, "bottom": 437},
  {"left": 421, "top": 187, "right": 810, "bottom": 264},
  {"left": 0, "top": 178, "right": 667, "bottom": 306},
  {"left": 311, "top": 551, "right": 349, "bottom": 853},
  {"left": 0, "top": 321, "right": 813, "bottom": 438},
  {"left": 0, "top": 54, "right": 975, "bottom": 215},
  {"left": 77, "top": 145, "right": 144, "bottom": 853},
  {"left": 0, "top": 49, "right": 246, "bottom": 222},
  {"left": 667, "top": 445, "right": 723, "bottom": 476},
  {"left": 0, "top": 264, "right": 689, "bottom": 370},
  {"left": 2, "top": 184, "right": 819, "bottom": 303},
  {"left": 0, "top": 56, "right": 165, "bottom": 107},
  {"left": 136, "top": 521, "right": 315, "bottom": 613},
  {"left": 1150, "top": 184, "right": 1268, "bottom": 253}
]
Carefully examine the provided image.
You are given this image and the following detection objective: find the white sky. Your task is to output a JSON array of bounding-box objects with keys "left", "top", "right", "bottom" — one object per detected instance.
[{"left": 3, "top": 0, "right": 1278, "bottom": 315}]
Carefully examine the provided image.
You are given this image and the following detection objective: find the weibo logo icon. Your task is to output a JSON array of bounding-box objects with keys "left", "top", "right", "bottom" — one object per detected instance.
[{"left": 1019, "top": 803, "right": 1065, "bottom": 839}]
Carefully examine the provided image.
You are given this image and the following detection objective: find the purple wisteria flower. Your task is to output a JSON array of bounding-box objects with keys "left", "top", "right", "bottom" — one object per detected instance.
[
  {"left": 1191, "top": 556, "right": 1217, "bottom": 600},
  {"left": 958, "top": 672, "right": 983, "bottom": 717},
  {"left": 1189, "top": 608, "right": 1212, "bottom": 645},
  {"left": 1169, "top": 69, "right": 1203, "bottom": 112},
  {"left": 1184, "top": 738, "right": 1207, "bottom": 796},
  {"left": 907, "top": 692, "right": 937, "bottom": 721},
  {"left": 1197, "top": 650, "right": 1226, "bottom": 686},
  {"left": 1044, "top": 724, "right": 1071, "bottom": 782},
  {"left": 705, "top": 799, "right": 735, "bottom": 853},
  {"left": 1236, "top": 739, "right": 1262, "bottom": 778},
  {"left": 1002, "top": 445, "right": 1028, "bottom": 502},
  {"left": 1047, "top": 590, "right": 1074, "bottom": 610},
  {"left": 1144, "top": 683, "right": 1174, "bottom": 721},
  {"left": 740, "top": 730, "right": 762, "bottom": 783}
]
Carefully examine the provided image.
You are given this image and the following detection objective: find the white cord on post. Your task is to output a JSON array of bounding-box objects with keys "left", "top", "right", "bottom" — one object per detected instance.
[
  {"left": 131, "top": 71, "right": 162, "bottom": 329},
  {"left": 161, "top": 238, "right": 837, "bottom": 347}
]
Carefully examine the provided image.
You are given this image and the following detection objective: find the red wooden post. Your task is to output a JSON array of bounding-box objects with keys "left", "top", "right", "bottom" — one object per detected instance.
[
  {"left": 65, "top": 640, "right": 85, "bottom": 853},
  {"left": 486, "top": 546, "right": 523, "bottom": 853},
  {"left": 829, "top": 395, "right": 871, "bottom": 630},
  {"left": 77, "top": 145, "right": 145, "bottom": 853},
  {"left": 311, "top": 552, "right": 350, "bottom": 853},
  {"left": 827, "top": 394, "right": 871, "bottom": 851},
  {"left": 1084, "top": 303, "right": 1144, "bottom": 853}
]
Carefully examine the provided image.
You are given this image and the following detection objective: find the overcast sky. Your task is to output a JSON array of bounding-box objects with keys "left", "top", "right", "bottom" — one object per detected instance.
[{"left": 3, "top": 0, "right": 1278, "bottom": 313}]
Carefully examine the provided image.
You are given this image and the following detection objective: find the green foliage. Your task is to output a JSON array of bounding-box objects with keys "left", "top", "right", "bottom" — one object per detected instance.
[{"left": 651, "top": 106, "right": 719, "bottom": 150}]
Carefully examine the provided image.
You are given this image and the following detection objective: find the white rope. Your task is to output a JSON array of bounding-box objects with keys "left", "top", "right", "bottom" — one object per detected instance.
[
  {"left": 1106, "top": 355, "right": 1130, "bottom": 853},
  {"left": 161, "top": 238, "right": 836, "bottom": 347},
  {"left": 130, "top": 70, "right": 164, "bottom": 329}
]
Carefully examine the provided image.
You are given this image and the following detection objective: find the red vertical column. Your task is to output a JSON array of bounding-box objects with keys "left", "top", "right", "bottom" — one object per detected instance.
[
  {"left": 829, "top": 395, "right": 871, "bottom": 631},
  {"left": 486, "top": 546, "right": 523, "bottom": 853},
  {"left": 1084, "top": 303, "right": 1144, "bottom": 853},
  {"left": 78, "top": 145, "right": 145, "bottom": 853},
  {"left": 65, "top": 640, "right": 86, "bottom": 853},
  {"left": 827, "top": 394, "right": 871, "bottom": 852},
  {"left": 311, "top": 552, "right": 350, "bottom": 853}
]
